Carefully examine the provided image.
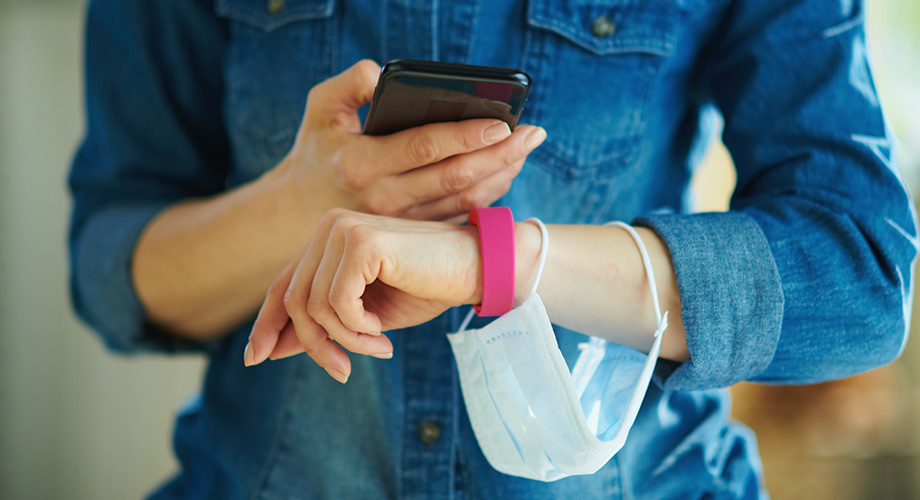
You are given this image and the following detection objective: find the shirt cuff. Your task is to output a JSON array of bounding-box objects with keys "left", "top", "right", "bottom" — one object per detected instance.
[
  {"left": 635, "top": 212, "right": 784, "bottom": 390},
  {"left": 71, "top": 202, "right": 220, "bottom": 354}
]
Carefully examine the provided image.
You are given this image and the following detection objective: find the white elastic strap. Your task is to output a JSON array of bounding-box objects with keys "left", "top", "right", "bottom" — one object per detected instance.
[
  {"left": 524, "top": 217, "right": 550, "bottom": 298},
  {"left": 459, "top": 218, "right": 549, "bottom": 331},
  {"left": 606, "top": 222, "right": 667, "bottom": 336}
]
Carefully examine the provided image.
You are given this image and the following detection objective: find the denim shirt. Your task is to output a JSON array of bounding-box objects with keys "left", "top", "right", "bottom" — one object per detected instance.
[{"left": 69, "top": 0, "right": 917, "bottom": 498}]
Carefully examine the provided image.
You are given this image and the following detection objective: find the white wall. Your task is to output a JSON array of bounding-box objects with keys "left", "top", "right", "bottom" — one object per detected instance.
[{"left": 0, "top": 3, "right": 204, "bottom": 499}]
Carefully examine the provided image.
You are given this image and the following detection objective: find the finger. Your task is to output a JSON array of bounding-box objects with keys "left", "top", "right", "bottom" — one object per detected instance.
[
  {"left": 294, "top": 311, "right": 354, "bottom": 384},
  {"left": 402, "top": 157, "right": 527, "bottom": 221},
  {"left": 282, "top": 212, "right": 354, "bottom": 382},
  {"left": 246, "top": 250, "right": 305, "bottom": 367},
  {"left": 286, "top": 255, "right": 354, "bottom": 383},
  {"left": 305, "top": 59, "right": 381, "bottom": 127},
  {"left": 268, "top": 321, "right": 303, "bottom": 361},
  {"left": 307, "top": 224, "right": 393, "bottom": 358},
  {"left": 328, "top": 225, "right": 386, "bottom": 335},
  {"left": 386, "top": 125, "right": 542, "bottom": 214},
  {"left": 348, "top": 118, "right": 513, "bottom": 178}
]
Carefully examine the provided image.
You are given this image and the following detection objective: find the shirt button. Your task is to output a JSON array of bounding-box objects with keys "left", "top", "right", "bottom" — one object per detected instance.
[
  {"left": 417, "top": 421, "right": 442, "bottom": 444},
  {"left": 591, "top": 16, "right": 616, "bottom": 39},
  {"left": 267, "top": 0, "right": 285, "bottom": 15}
]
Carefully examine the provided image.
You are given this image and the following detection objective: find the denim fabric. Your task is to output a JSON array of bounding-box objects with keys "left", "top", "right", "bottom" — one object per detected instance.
[{"left": 68, "top": 0, "right": 917, "bottom": 498}]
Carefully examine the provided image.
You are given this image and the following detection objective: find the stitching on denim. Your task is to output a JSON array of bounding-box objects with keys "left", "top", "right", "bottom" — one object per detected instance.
[
  {"left": 528, "top": 135, "right": 640, "bottom": 180},
  {"left": 216, "top": 0, "right": 336, "bottom": 32},
  {"left": 527, "top": 18, "right": 674, "bottom": 57},
  {"left": 823, "top": 12, "right": 864, "bottom": 39}
]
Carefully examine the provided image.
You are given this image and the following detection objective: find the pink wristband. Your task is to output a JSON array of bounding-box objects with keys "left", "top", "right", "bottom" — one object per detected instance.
[{"left": 468, "top": 207, "right": 515, "bottom": 316}]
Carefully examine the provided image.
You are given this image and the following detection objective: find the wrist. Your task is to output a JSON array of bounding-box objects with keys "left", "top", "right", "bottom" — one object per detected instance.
[
  {"left": 266, "top": 156, "right": 349, "bottom": 238},
  {"left": 464, "top": 220, "right": 543, "bottom": 308},
  {"left": 467, "top": 207, "right": 516, "bottom": 316},
  {"left": 462, "top": 213, "right": 545, "bottom": 312},
  {"left": 261, "top": 158, "right": 305, "bottom": 225},
  {"left": 513, "top": 221, "right": 542, "bottom": 307},
  {"left": 461, "top": 224, "right": 484, "bottom": 306}
]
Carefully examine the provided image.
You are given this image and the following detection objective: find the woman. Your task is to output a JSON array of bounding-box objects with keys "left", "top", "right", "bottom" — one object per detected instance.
[{"left": 69, "top": 0, "right": 916, "bottom": 498}]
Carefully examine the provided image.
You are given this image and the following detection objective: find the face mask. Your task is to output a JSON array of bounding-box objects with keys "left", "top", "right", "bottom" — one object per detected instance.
[{"left": 448, "top": 221, "right": 668, "bottom": 482}]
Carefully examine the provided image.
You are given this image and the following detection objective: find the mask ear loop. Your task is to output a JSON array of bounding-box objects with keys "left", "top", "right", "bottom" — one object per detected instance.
[
  {"left": 605, "top": 222, "right": 668, "bottom": 338},
  {"left": 458, "top": 218, "right": 550, "bottom": 331},
  {"left": 524, "top": 217, "right": 550, "bottom": 298}
]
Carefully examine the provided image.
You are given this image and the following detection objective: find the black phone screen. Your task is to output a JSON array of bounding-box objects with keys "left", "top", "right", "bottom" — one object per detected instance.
[{"left": 363, "top": 60, "right": 531, "bottom": 136}]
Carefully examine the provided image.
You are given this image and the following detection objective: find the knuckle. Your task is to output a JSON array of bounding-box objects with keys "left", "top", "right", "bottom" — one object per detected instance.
[
  {"left": 251, "top": 316, "right": 269, "bottom": 333},
  {"left": 302, "top": 341, "right": 321, "bottom": 360},
  {"left": 354, "top": 59, "right": 380, "bottom": 80},
  {"left": 282, "top": 288, "right": 303, "bottom": 315},
  {"left": 265, "top": 280, "right": 283, "bottom": 301},
  {"left": 305, "top": 85, "right": 322, "bottom": 106},
  {"left": 330, "top": 206, "right": 356, "bottom": 224},
  {"left": 458, "top": 128, "right": 479, "bottom": 151},
  {"left": 348, "top": 333, "right": 373, "bottom": 351},
  {"left": 407, "top": 133, "right": 439, "bottom": 165},
  {"left": 328, "top": 206, "right": 349, "bottom": 218},
  {"left": 337, "top": 150, "right": 367, "bottom": 190},
  {"left": 334, "top": 208, "right": 361, "bottom": 228},
  {"left": 502, "top": 144, "right": 523, "bottom": 166},
  {"left": 345, "top": 224, "right": 379, "bottom": 255},
  {"left": 327, "top": 287, "right": 350, "bottom": 311},
  {"left": 318, "top": 209, "right": 341, "bottom": 230},
  {"left": 443, "top": 163, "right": 474, "bottom": 193},
  {"left": 458, "top": 189, "right": 484, "bottom": 212},
  {"left": 306, "top": 295, "right": 330, "bottom": 321}
]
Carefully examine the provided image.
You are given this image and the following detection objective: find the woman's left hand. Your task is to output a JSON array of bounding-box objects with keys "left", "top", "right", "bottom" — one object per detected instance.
[{"left": 244, "top": 208, "right": 482, "bottom": 382}]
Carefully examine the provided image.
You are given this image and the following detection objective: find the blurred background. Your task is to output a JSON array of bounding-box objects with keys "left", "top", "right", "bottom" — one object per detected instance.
[{"left": 0, "top": 0, "right": 918, "bottom": 498}]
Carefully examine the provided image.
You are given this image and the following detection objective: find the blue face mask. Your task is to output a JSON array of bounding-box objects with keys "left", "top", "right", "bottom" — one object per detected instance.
[{"left": 448, "top": 222, "right": 668, "bottom": 482}]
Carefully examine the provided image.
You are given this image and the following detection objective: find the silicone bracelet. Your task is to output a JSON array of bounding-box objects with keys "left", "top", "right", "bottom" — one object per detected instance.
[{"left": 469, "top": 207, "right": 515, "bottom": 316}]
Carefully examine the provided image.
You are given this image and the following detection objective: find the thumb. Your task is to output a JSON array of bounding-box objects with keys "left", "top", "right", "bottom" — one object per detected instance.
[{"left": 305, "top": 59, "right": 381, "bottom": 128}]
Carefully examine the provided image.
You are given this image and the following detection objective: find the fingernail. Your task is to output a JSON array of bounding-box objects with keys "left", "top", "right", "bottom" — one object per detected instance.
[
  {"left": 483, "top": 121, "right": 512, "bottom": 144},
  {"left": 324, "top": 366, "right": 349, "bottom": 384},
  {"left": 244, "top": 341, "right": 256, "bottom": 367},
  {"left": 525, "top": 127, "right": 547, "bottom": 150},
  {"left": 371, "top": 350, "right": 394, "bottom": 359}
]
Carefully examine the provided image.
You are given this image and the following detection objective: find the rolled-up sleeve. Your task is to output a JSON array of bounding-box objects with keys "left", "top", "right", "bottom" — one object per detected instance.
[
  {"left": 68, "top": 0, "right": 229, "bottom": 353},
  {"left": 639, "top": 0, "right": 917, "bottom": 389}
]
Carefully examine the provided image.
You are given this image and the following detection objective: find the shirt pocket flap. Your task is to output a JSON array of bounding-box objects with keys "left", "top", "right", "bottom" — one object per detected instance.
[
  {"left": 216, "top": 0, "right": 336, "bottom": 31},
  {"left": 527, "top": 0, "right": 679, "bottom": 57}
]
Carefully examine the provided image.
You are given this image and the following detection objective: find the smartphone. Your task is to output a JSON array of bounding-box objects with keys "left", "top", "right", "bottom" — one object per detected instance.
[{"left": 363, "top": 59, "right": 532, "bottom": 136}]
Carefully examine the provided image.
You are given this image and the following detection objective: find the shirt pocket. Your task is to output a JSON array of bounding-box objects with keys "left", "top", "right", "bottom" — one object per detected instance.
[
  {"left": 216, "top": 0, "right": 338, "bottom": 184},
  {"left": 521, "top": 0, "right": 680, "bottom": 181}
]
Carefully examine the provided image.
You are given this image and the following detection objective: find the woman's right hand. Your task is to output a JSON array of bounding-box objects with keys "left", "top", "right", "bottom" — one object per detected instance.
[
  {"left": 131, "top": 60, "right": 545, "bottom": 340},
  {"left": 276, "top": 59, "right": 546, "bottom": 223}
]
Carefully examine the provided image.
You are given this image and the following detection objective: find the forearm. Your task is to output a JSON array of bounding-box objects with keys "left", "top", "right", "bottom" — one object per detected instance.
[
  {"left": 244, "top": 211, "right": 689, "bottom": 373},
  {"left": 132, "top": 165, "right": 312, "bottom": 340},
  {"left": 513, "top": 222, "right": 689, "bottom": 362}
]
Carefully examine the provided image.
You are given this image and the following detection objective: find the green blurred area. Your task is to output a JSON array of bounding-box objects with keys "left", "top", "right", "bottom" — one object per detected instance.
[{"left": 869, "top": 0, "right": 920, "bottom": 183}]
